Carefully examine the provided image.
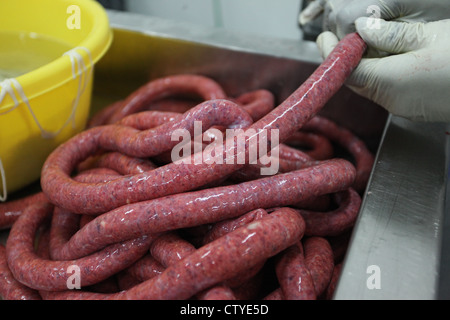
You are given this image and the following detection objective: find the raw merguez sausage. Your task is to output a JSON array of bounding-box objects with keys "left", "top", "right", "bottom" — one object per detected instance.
[
  {"left": 47, "top": 159, "right": 355, "bottom": 261},
  {"left": 0, "top": 244, "right": 41, "bottom": 300},
  {"left": 39, "top": 32, "right": 367, "bottom": 215},
  {"left": 42, "top": 207, "right": 306, "bottom": 300},
  {"left": 0, "top": 33, "right": 370, "bottom": 300}
]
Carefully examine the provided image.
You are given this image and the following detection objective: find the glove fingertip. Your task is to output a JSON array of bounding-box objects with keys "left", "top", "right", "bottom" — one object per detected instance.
[
  {"left": 345, "top": 58, "right": 375, "bottom": 87},
  {"left": 316, "top": 31, "right": 339, "bottom": 59},
  {"left": 354, "top": 17, "right": 381, "bottom": 39},
  {"left": 355, "top": 17, "right": 422, "bottom": 53},
  {"left": 299, "top": 0, "right": 325, "bottom": 26}
]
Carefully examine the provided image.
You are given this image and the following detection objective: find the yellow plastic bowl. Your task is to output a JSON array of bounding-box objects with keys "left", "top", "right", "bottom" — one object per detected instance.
[{"left": 0, "top": 0, "right": 112, "bottom": 198}]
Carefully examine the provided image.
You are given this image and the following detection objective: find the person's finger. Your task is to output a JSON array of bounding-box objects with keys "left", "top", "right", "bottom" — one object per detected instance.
[
  {"left": 323, "top": 0, "right": 354, "bottom": 37},
  {"left": 315, "top": 31, "right": 339, "bottom": 60},
  {"left": 333, "top": 0, "right": 397, "bottom": 39},
  {"left": 299, "top": 0, "right": 326, "bottom": 26},
  {"left": 355, "top": 17, "right": 427, "bottom": 53}
]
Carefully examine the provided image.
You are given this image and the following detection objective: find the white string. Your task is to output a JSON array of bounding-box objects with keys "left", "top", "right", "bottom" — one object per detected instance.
[
  {"left": 0, "top": 47, "right": 93, "bottom": 138},
  {"left": 0, "top": 47, "right": 93, "bottom": 201},
  {"left": 1, "top": 78, "right": 57, "bottom": 139},
  {"left": 63, "top": 47, "right": 93, "bottom": 129},
  {"left": 0, "top": 157, "right": 6, "bottom": 202},
  {"left": 0, "top": 79, "right": 20, "bottom": 115}
]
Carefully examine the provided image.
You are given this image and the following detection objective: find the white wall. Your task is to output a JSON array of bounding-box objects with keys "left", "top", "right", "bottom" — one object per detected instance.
[{"left": 125, "top": 0, "right": 304, "bottom": 40}]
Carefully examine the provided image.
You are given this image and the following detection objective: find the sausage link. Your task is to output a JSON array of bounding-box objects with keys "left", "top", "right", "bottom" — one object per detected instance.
[
  {"left": 51, "top": 159, "right": 355, "bottom": 260},
  {"left": 303, "top": 115, "right": 374, "bottom": 192},
  {"left": 83, "top": 111, "right": 177, "bottom": 173},
  {"left": 74, "top": 167, "right": 121, "bottom": 184},
  {"left": 36, "top": 228, "right": 124, "bottom": 295},
  {"left": 225, "top": 143, "right": 312, "bottom": 184},
  {"left": 149, "top": 232, "right": 236, "bottom": 300},
  {"left": 285, "top": 131, "right": 334, "bottom": 160},
  {"left": 150, "top": 232, "right": 196, "bottom": 268},
  {"left": 7, "top": 34, "right": 366, "bottom": 298},
  {"left": 124, "top": 254, "right": 165, "bottom": 282},
  {"left": 6, "top": 201, "right": 155, "bottom": 291},
  {"left": 227, "top": 144, "right": 313, "bottom": 182},
  {"left": 196, "top": 285, "right": 236, "bottom": 300},
  {"left": 229, "top": 154, "right": 316, "bottom": 183},
  {"left": 297, "top": 188, "right": 361, "bottom": 237},
  {"left": 0, "top": 192, "right": 48, "bottom": 230},
  {"left": 278, "top": 144, "right": 314, "bottom": 163},
  {"left": 101, "top": 100, "right": 254, "bottom": 159},
  {"left": 42, "top": 207, "right": 306, "bottom": 300},
  {"left": 303, "top": 236, "right": 334, "bottom": 297},
  {"left": 48, "top": 207, "right": 81, "bottom": 260},
  {"left": 116, "top": 89, "right": 273, "bottom": 153},
  {"left": 201, "top": 208, "right": 269, "bottom": 288},
  {"left": 107, "top": 74, "right": 228, "bottom": 124},
  {"left": 118, "top": 111, "right": 181, "bottom": 131},
  {"left": 275, "top": 242, "right": 316, "bottom": 300},
  {"left": 145, "top": 97, "right": 200, "bottom": 114},
  {"left": 40, "top": 33, "right": 366, "bottom": 215},
  {"left": 81, "top": 151, "right": 157, "bottom": 175},
  {"left": 263, "top": 287, "right": 283, "bottom": 300},
  {"left": 41, "top": 99, "right": 253, "bottom": 214},
  {"left": 293, "top": 194, "right": 331, "bottom": 211},
  {"left": 142, "top": 91, "right": 273, "bottom": 129},
  {"left": 324, "top": 263, "right": 342, "bottom": 300},
  {"left": 88, "top": 96, "right": 203, "bottom": 129},
  {"left": 252, "top": 32, "right": 366, "bottom": 144},
  {"left": 116, "top": 270, "right": 141, "bottom": 291},
  {"left": 234, "top": 89, "right": 275, "bottom": 121},
  {"left": 116, "top": 253, "right": 165, "bottom": 290},
  {"left": 202, "top": 208, "right": 268, "bottom": 245},
  {"left": 0, "top": 244, "right": 42, "bottom": 300}
]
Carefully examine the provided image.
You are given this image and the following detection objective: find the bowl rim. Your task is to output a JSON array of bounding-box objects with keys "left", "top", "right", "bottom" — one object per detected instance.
[{"left": 0, "top": 0, "right": 113, "bottom": 112}]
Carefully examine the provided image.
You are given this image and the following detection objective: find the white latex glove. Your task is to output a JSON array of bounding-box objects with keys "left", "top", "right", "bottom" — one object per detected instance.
[
  {"left": 299, "top": 0, "right": 450, "bottom": 39},
  {"left": 317, "top": 18, "right": 450, "bottom": 122}
]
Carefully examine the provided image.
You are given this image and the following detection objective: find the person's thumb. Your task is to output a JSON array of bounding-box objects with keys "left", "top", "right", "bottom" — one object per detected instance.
[
  {"left": 354, "top": 17, "right": 426, "bottom": 54},
  {"left": 315, "top": 31, "right": 339, "bottom": 60}
]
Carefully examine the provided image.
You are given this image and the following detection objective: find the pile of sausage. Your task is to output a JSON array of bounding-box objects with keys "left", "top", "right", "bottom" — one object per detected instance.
[{"left": 0, "top": 33, "right": 371, "bottom": 300}]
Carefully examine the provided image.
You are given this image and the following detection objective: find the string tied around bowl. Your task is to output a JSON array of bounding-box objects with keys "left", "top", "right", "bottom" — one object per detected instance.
[
  {"left": 62, "top": 46, "right": 93, "bottom": 130},
  {"left": 0, "top": 47, "right": 92, "bottom": 202},
  {"left": 0, "top": 46, "right": 92, "bottom": 138},
  {"left": 0, "top": 157, "right": 6, "bottom": 202}
]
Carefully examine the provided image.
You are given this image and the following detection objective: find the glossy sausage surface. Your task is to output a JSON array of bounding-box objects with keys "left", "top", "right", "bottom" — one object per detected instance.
[
  {"left": 40, "top": 33, "right": 366, "bottom": 215},
  {"left": 2, "top": 33, "right": 368, "bottom": 299}
]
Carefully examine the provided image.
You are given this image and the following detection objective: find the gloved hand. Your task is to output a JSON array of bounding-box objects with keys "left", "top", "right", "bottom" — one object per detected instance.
[
  {"left": 299, "top": 0, "right": 450, "bottom": 39},
  {"left": 317, "top": 18, "right": 450, "bottom": 122}
]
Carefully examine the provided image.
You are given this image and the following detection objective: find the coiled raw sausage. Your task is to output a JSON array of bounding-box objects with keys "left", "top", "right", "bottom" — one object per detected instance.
[
  {"left": 1, "top": 33, "right": 369, "bottom": 300},
  {"left": 42, "top": 207, "right": 306, "bottom": 300},
  {"left": 48, "top": 158, "right": 355, "bottom": 261},
  {"left": 40, "top": 33, "right": 366, "bottom": 215}
]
